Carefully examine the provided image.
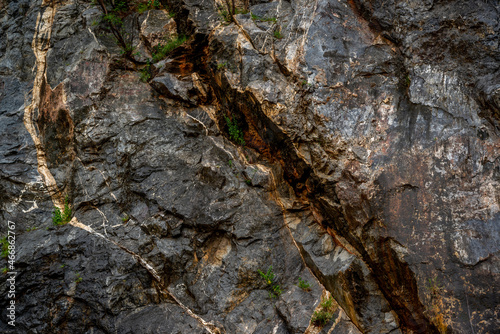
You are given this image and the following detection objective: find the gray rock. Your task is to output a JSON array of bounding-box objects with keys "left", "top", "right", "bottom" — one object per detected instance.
[{"left": 0, "top": 0, "right": 499, "bottom": 333}]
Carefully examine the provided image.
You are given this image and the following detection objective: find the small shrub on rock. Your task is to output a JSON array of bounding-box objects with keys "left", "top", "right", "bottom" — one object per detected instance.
[{"left": 52, "top": 197, "right": 72, "bottom": 225}]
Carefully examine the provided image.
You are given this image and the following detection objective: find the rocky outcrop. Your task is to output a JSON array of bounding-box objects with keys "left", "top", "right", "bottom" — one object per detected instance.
[{"left": 0, "top": 0, "right": 498, "bottom": 333}]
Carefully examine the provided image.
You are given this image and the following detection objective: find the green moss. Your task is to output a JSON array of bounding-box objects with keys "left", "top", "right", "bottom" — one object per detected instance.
[{"left": 311, "top": 310, "right": 333, "bottom": 326}]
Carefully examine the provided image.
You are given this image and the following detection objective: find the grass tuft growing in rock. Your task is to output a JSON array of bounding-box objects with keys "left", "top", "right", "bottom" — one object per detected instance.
[
  {"left": 152, "top": 35, "right": 188, "bottom": 62},
  {"left": 311, "top": 295, "right": 335, "bottom": 327},
  {"left": 224, "top": 115, "right": 245, "bottom": 146},
  {"left": 52, "top": 196, "right": 72, "bottom": 226},
  {"left": 311, "top": 309, "right": 333, "bottom": 326}
]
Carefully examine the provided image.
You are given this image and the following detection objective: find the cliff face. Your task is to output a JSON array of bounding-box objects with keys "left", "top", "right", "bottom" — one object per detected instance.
[{"left": 0, "top": 0, "right": 499, "bottom": 333}]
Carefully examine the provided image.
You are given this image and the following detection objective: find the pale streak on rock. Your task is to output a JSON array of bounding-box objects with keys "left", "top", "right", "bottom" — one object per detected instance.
[
  {"left": 23, "top": 3, "right": 63, "bottom": 208},
  {"left": 22, "top": 200, "right": 38, "bottom": 213}
]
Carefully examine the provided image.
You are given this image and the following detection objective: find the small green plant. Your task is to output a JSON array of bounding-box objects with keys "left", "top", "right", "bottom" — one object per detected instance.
[
  {"left": 52, "top": 196, "right": 72, "bottom": 226},
  {"left": 60, "top": 264, "right": 66, "bottom": 268},
  {"left": 427, "top": 276, "right": 442, "bottom": 296},
  {"left": 311, "top": 295, "right": 335, "bottom": 326},
  {"left": 113, "top": 0, "right": 129, "bottom": 12},
  {"left": 102, "top": 12, "right": 123, "bottom": 27},
  {"left": 245, "top": 179, "right": 252, "bottom": 185},
  {"left": 251, "top": 13, "right": 277, "bottom": 22},
  {"left": 224, "top": 115, "right": 245, "bottom": 146},
  {"left": 93, "top": 0, "right": 137, "bottom": 59},
  {"left": 220, "top": 9, "right": 232, "bottom": 23},
  {"left": 235, "top": 8, "right": 249, "bottom": 14},
  {"left": 311, "top": 310, "right": 333, "bottom": 326},
  {"left": 26, "top": 226, "right": 38, "bottom": 232},
  {"left": 140, "top": 60, "right": 151, "bottom": 82},
  {"left": 298, "top": 277, "right": 311, "bottom": 291},
  {"left": 404, "top": 74, "right": 411, "bottom": 88},
  {"left": 138, "top": 0, "right": 161, "bottom": 14},
  {"left": 273, "top": 30, "right": 283, "bottom": 39},
  {"left": 2, "top": 267, "right": 8, "bottom": 274},
  {"left": 137, "top": 3, "right": 148, "bottom": 13},
  {"left": 75, "top": 272, "right": 83, "bottom": 283},
  {"left": 217, "top": 62, "right": 227, "bottom": 69},
  {"left": 120, "top": 42, "right": 136, "bottom": 55},
  {"left": 0, "top": 237, "right": 9, "bottom": 259},
  {"left": 269, "top": 284, "right": 282, "bottom": 299},
  {"left": 152, "top": 35, "right": 188, "bottom": 62},
  {"left": 258, "top": 266, "right": 282, "bottom": 299},
  {"left": 258, "top": 266, "right": 275, "bottom": 285},
  {"left": 228, "top": 159, "right": 233, "bottom": 167},
  {"left": 121, "top": 214, "right": 130, "bottom": 223},
  {"left": 320, "top": 296, "right": 334, "bottom": 309}
]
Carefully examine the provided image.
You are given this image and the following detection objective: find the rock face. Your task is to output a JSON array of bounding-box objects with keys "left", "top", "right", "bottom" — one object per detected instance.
[{"left": 0, "top": 0, "right": 498, "bottom": 333}]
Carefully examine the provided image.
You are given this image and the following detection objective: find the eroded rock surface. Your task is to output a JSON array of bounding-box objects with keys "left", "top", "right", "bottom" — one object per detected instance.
[{"left": 0, "top": 0, "right": 499, "bottom": 333}]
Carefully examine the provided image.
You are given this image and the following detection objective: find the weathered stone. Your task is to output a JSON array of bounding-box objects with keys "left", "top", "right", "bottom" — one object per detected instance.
[
  {"left": 0, "top": 0, "right": 499, "bottom": 333},
  {"left": 139, "top": 9, "right": 177, "bottom": 48}
]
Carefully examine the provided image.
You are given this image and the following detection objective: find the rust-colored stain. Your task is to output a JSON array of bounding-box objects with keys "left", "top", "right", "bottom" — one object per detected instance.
[
  {"left": 37, "top": 79, "right": 75, "bottom": 165},
  {"left": 39, "top": 82, "right": 67, "bottom": 123},
  {"left": 238, "top": 103, "right": 273, "bottom": 160}
]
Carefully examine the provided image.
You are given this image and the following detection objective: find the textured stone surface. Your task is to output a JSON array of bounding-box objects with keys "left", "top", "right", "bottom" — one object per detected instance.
[{"left": 0, "top": 0, "right": 499, "bottom": 333}]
